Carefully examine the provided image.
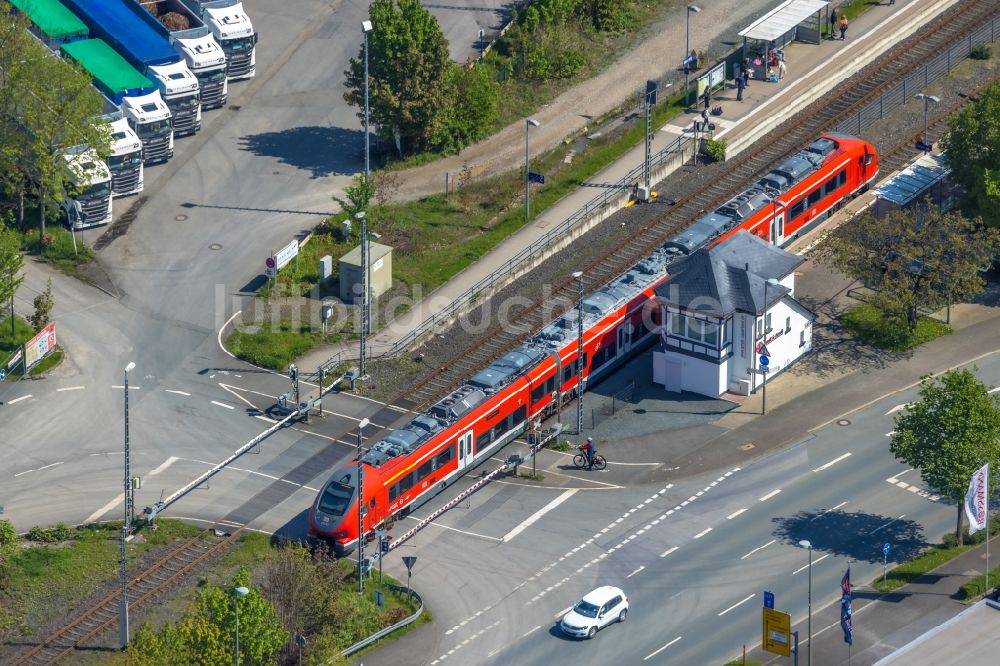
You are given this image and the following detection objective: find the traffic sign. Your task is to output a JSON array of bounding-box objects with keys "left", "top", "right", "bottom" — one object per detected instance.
[
  {"left": 764, "top": 591, "right": 774, "bottom": 609},
  {"left": 759, "top": 355, "right": 770, "bottom": 367},
  {"left": 265, "top": 256, "right": 276, "bottom": 269},
  {"left": 402, "top": 556, "right": 417, "bottom": 572},
  {"left": 883, "top": 542, "right": 891, "bottom": 557},
  {"left": 0, "top": 368, "right": 5, "bottom": 382},
  {"left": 758, "top": 343, "right": 771, "bottom": 357},
  {"left": 762, "top": 608, "right": 791, "bottom": 657},
  {"left": 528, "top": 171, "right": 545, "bottom": 184}
]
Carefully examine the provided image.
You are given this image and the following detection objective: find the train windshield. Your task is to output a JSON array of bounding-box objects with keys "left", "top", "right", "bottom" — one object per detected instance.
[{"left": 318, "top": 482, "right": 354, "bottom": 516}]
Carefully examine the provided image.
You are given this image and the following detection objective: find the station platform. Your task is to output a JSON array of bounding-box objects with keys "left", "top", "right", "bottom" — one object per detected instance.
[{"left": 292, "top": 0, "right": 960, "bottom": 373}]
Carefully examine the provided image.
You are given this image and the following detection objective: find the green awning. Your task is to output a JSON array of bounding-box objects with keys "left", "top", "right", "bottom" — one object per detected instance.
[
  {"left": 61, "top": 39, "right": 154, "bottom": 94},
  {"left": 10, "top": 0, "right": 89, "bottom": 41}
]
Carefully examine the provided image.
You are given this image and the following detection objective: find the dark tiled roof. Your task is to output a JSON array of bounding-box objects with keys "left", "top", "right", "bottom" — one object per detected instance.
[{"left": 654, "top": 231, "right": 804, "bottom": 315}]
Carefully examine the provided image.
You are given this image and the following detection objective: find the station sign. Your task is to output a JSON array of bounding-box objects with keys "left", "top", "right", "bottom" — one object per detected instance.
[{"left": 762, "top": 607, "right": 791, "bottom": 657}]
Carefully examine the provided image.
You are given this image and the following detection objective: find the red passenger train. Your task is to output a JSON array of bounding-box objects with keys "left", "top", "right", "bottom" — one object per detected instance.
[{"left": 309, "top": 132, "right": 878, "bottom": 555}]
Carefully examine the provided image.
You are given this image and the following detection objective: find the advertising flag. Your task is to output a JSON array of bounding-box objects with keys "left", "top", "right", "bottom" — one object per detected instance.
[
  {"left": 840, "top": 567, "right": 853, "bottom": 645},
  {"left": 964, "top": 463, "right": 989, "bottom": 535}
]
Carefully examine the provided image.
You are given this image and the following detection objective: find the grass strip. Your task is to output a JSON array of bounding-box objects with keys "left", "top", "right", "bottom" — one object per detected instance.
[
  {"left": 871, "top": 542, "right": 973, "bottom": 593},
  {"left": 840, "top": 303, "right": 952, "bottom": 351},
  {"left": 957, "top": 561, "right": 1000, "bottom": 601}
]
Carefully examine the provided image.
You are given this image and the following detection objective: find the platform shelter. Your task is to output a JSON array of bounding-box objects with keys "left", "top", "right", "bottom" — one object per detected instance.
[{"left": 739, "top": 0, "right": 829, "bottom": 81}]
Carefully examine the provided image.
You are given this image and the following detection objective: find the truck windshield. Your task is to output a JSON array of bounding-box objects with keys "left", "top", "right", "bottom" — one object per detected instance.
[
  {"left": 223, "top": 35, "right": 255, "bottom": 53},
  {"left": 197, "top": 69, "right": 227, "bottom": 83},
  {"left": 170, "top": 95, "right": 201, "bottom": 110},
  {"left": 138, "top": 119, "right": 172, "bottom": 138},
  {"left": 79, "top": 181, "right": 112, "bottom": 199},
  {"left": 318, "top": 482, "right": 354, "bottom": 516},
  {"left": 107, "top": 151, "right": 143, "bottom": 168}
]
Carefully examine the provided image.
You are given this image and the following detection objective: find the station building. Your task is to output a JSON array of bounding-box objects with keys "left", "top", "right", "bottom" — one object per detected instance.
[{"left": 652, "top": 231, "right": 814, "bottom": 398}]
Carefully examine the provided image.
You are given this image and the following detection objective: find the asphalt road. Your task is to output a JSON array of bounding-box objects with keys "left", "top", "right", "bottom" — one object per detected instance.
[{"left": 354, "top": 355, "right": 1000, "bottom": 666}]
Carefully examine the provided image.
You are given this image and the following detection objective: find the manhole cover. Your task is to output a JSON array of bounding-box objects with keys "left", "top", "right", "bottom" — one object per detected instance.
[
  {"left": 838, "top": 419, "right": 851, "bottom": 426},
  {"left": 175, "top": 214, "right": 188, "bottom": 221},
  {"left": 209, "top": 243, "right": 223, "bottom": 251},
  {"left": 739, "top": 442, "right": 755, "bottom": 451}
]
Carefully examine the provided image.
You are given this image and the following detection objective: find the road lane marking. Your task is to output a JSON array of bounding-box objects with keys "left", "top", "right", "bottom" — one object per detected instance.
[
  {"left": 56, "top": 386, "right": 85, "bottom": 392},
  {"left": 8, "top": 395, "right": 32, "bottom": 404},
  {"left": 165, "top": 389, "right": 191, "bottom": 396},
  {"left": 813, "top": 452, "right": 852, "bottom": 472},
  {"left": 111, "top": 385, "right": 140, "bottom": 390},
  {"left": 793, "top": 553, "right": 829, "bottom": 574},
  {"left": 148, "top": 457, "right": 179, "bottom": 477},
  {"left": 626, "top": 566, "right": 645, "bottom": 579},
  {"left": 718, "top": 594, "right": 755, "bottom": 616},
  {"left": 989, "top": 387, "right": 1000, "bottom": 394},
  {"left": 644, "top": 636, "right": 682, "bottom": 660},
  {"left": 501, "top": 489, "right": 577, "bottom": 542},
  {"left": 693, "top": 527, "right": 712, "bottom": 539},
  {"left": 727, "top": 508, "right": 748, "bottom": 520},
  {"left": 741, "top": 539, "right": 776, "bottom": 560},
  {"left": 885, "top": 403, "right": 909, "bottom": 415},
  {"left": 406, "top": 516, "right": 502, "bottom": 543},
  {"left": 811, "top": 501, "right": 849, "bottom": 521},
  {"left": 553, "top": 607, "right": 571, "bottom": 619},
  {"left": 660, "top": 546, "right": 679, "bottom": 558},
  {"left": 871, "top": 514, "right": 905, "bottom": 534},
  {"left": 85, "top": 493, "right": 125, "bottom": 523},
  {"left": 218, "top": 310, "right": 241, "bottom": 359},
  {"left": 210, "top": 400, "right": 235, "bottom": 410},
  {"left": 36, "top": 462, "right": 63, "bottom": 471},
  {"left": 522, "top": 624, "right": 541, "bottom": 639},
  {"left": 759, "top": 489, "right": 781, "bottom": 502}
]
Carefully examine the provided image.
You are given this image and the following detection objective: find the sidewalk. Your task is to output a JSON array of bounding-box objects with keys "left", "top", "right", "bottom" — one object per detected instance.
[
  {"left": 746, "top": 536, "right": 1000, "bottom": 665},
  {"left": 291, "top": 0, "right": 956, "bottom": 373}
]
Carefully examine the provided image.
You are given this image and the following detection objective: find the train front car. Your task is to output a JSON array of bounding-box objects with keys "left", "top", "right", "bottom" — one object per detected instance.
[{"left": 309, "top": 463, "right": 380, "bottom": 556}]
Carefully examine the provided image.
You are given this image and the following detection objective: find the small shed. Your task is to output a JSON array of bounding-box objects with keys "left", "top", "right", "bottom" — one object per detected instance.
[
  {"left": 339, "top": 242, "right": 393, "bottom": 303},
  {"left": 872, "top": 153, "right": 956, "bottom": 217}
]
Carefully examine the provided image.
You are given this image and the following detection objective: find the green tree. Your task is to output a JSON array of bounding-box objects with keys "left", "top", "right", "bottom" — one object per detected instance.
[
  {"left": 432, "top": 63, "right": 501, "bottom": 153},
  {"left": 816, "top": 205, "right": 1000, "bottom": 329},
  {"left": 344, "top": 0, "right": 452, "bottom": 156},
  {"left": 0, "top": 219, "right": 23, "bottom": 337},
  {"left": 0, "top": 518, "right": 16, "bottom": 549},
  {"left": 333, "top": 173, "right": 376, "bottom": 220},
  {"left": 28, "top": 278, "right": 53, "bottom": 332},
  {"left": 943, "top": 81, "right": 1000, "bottom": 228},
  {"left": 890, "top": 369, "right": 1000, "bottom": 544}
]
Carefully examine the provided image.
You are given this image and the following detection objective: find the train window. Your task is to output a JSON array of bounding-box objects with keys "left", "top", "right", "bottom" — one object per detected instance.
[
  {"left": 435, "top": 445, "right": 453, "bottom": 468},
  {"left": 790, "top": 201, "right": 805, "bottom": 220},
  {"left": 531, "top": 384, "right": 545, "bottom": 403},
  {"left": 514, "top": 406, "right": 527, "bottom": 423},
  {"left": 389, "top": 484, "right": 399, "bottom": 501},
  {"left": 807, "top": 189, "right": 821, "bottom": 207},
  {"left": 370, "top": 498, "right": 376, "bottom": 509},
  {"left": 823, "top": 178, "right": 838, "bottom": 197},
  {"left": 399, "top": 473, "right": 414, "bottom": 494},
  {"left": 545, "top": 376, "right": 556, "bottom": 394},
  {"left": 487, "top": 408, "right": 500, "bottom": 421},
  {"left": 837, "top": 169, "right": 847, "bottom": 187},
  {"left": 632, "top": 321, "right": 647, "bottom": 343},
  {"left": 418, "top": 460, "right": 433, "bottom": 480}
]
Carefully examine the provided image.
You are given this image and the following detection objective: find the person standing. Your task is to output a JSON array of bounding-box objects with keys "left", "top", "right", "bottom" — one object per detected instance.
[
  {"left": 703, "top": 85, "right": 711, "bottom": 112},
  {"left": 830, "top": 7, "right": 838, "bottom": 38},
  {"left": 839, "top": 15, "right": 849, "bottom": 40},
  {"left": 777, "top": 59, "right": 787, "bottom": 80},
  {"left": 742, "top": 58, "right": 752, "bottom": 87},
  {"left": 736, "top": 72, "right": 745, "bottom": 101}
]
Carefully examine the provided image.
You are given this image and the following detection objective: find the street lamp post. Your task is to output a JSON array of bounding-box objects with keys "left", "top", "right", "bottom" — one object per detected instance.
[
  {"left": 798, "top": 540, "right": 813, "bottom": 666},
  {"left": 762, "top": 278, "right": 778, "bottom": 415},
  {"left": 119, "top": 361, "right": 135, "bottom": 649},
  {"left": 914, "top": 93, "right": 940, "bottom": 153},
  {"left": 572, "top": 271, "right": 584, "bottom": 434},
  {"left": 233, "top": 586, "right": 249, "bottom": 666},
  {"left": 357, "top": 417, "right": 370, "bottom": 593},
  {"left": 525, "top": 119, "right": 540, "bottom": 221},
  {"left": 356, "top": 211, "right": 368, "bottom": 377},
  {"left": 685, "top": 6, "right": 702, "bottom": 109},
  {"left": 362, "top": 20, "right": 372, "bottom": 176}
]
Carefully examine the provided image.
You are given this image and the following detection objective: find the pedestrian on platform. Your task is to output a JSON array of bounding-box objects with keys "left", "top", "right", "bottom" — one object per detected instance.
[
  {"left": 703, "top": 85, "right": 711, "bottom": 111},
  {"left": 777, "top": 59, "right": 787, "bottom": 80},
  {"left": 839, "top": 16, "right": 849, "bottom": 40},
  {"left": 735, "top": 72, "right": 745, "bottom": 101},
  {"left": 830, "top": 7, "right": 838, "bottom": 37},
  {"left": 888, "top": 0, "right": 895, "bottom": 5},
  {"left": 742, "top": 58, "right": 751, "bottom": 87}
]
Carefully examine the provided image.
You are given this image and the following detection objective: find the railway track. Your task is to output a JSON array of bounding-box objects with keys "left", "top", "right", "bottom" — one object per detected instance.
[
  {"left": 402, "top": 0, "right": 998, "bottom": 409},
  {"left": 8, "top": 529, "right": 241, "bottom": 666}
]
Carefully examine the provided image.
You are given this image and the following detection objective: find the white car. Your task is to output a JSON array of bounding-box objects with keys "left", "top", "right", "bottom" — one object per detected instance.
[{"left": 559, "top": 586, "right": 629, "bottom": 639}]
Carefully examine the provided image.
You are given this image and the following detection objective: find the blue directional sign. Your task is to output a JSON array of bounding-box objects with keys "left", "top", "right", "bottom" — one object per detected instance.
[
  {"left": 883, "top": 542, "right": 891, "bottom": 557},
  {"left": 528, "top": 172, "right": 545, "bottom": 184},
  {"left": 0, "top": 368, "right": 5, "bottom": 382},
  {"left": 764, "top": 591, "right": 775, "bottom": 609},
  {"left": 759, "top": 355, "right": 770, "bottom": 367}
]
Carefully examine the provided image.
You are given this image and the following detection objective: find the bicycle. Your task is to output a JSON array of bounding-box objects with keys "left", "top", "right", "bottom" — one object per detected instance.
[{"left": 573, "top": 451, "right": 607, "bottom": 471}]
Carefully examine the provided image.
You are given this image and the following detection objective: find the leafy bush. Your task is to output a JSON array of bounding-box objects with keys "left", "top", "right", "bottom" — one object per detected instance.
[
  {"left": 26, "top": 523, "right": 76, "bottom": 543},
  {"left": 0, "top": 519, "right": 17, "bottom": 548},
  {"left": 970, "top": 42, "right": 992, "bottom": 60},
  {"left": 704, "top": 137, "right": 727, "bottom": 162}
]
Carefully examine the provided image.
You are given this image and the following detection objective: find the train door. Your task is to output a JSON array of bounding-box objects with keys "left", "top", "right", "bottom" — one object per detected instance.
[
  {"left": 617, "top": 321, "right": 632, "bottom": 358},
  {"left": 456, "top": 431, "right": 474, "bottom": 471},
  {"left": 773, "top": 210, "right": 785, "bottom": 246}
]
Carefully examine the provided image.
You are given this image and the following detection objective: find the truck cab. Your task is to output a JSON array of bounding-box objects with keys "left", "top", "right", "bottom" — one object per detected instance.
[
  {"left": 183, "top": 0, "right": 257, "bottom": 80},
  {"left": 147, "top": 60, "right": 201, "bottom": 136},
  {"left": 171, "top": 28, "right": 228, "bottom": 109},
  {"left": 61, "top": 148, "right": 113, "bottom": 230},
  {"left": 100, "top": 99, "right": 144, "bottom": 197},
  {"left": 121, "top": 92, "right": 174, "bottom": 166}
]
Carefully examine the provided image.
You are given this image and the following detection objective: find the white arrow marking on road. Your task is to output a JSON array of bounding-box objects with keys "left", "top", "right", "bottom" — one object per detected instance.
[
  {"left": 660, "top": 546, "right": 679, "bottom": 558},
  {"left": 759, "top": 489, "right": 782, "bottom": 502},
  {"left": 7, "top": 395, "right": 32, "bottom": 404},
  {"left": 741, "top": 539, "right": 776, "bottom": 560},
  {"left": 693, "top": 527, "right": 712, "bottom": 539},
  {"left": 56, "top": 386, "right": 85, "bottom": 392},
  {"left": 211, "top": 400, "right": 235, "bottom": 410},
  {"left": 813, "top": 452, "right": 852, "bottom": 472},
  {"left": 644, "top": 636, "right": 682, "bottom": 661},
  {"left": 793, "top": 553, "right": 829, "bottom": 574},
  {"left": 501, "top": 489, "right": 577, "bottom": 542},
  {"left": 727, "top": 508, "right": 748, "bottom": 520},
  {"left": 626, "top": 565, "right": 645, "bottom": 579},
  {"left": 718, "top": 594, "right": 755, "bottom": 616},
  {"left": 885, "top": 403, "right": 909, "bottom": 415},
  {"left": 165, "top": 389, "right": 191, "bottom": 396}
]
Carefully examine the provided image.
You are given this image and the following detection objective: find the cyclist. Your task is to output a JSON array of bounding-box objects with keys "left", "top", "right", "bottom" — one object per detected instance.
[{"left": 580, "top": 437, "right": 596, "bottom": 471}]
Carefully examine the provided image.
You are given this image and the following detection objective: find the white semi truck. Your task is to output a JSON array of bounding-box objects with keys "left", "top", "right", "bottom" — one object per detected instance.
[
  {"left": 181, "top": 0, "right": 257, "bottom": 81},
  {"left": 100, "top": 98, "right": 144, "bottom": 197},
  {"left": 61, "top": 147, "right": 113, "bottom": 230}
]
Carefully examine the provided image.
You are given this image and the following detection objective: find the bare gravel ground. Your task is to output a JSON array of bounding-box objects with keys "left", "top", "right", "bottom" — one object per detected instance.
[{"left": 361, "top": 47, "right": 1000, "bottom": 404}]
